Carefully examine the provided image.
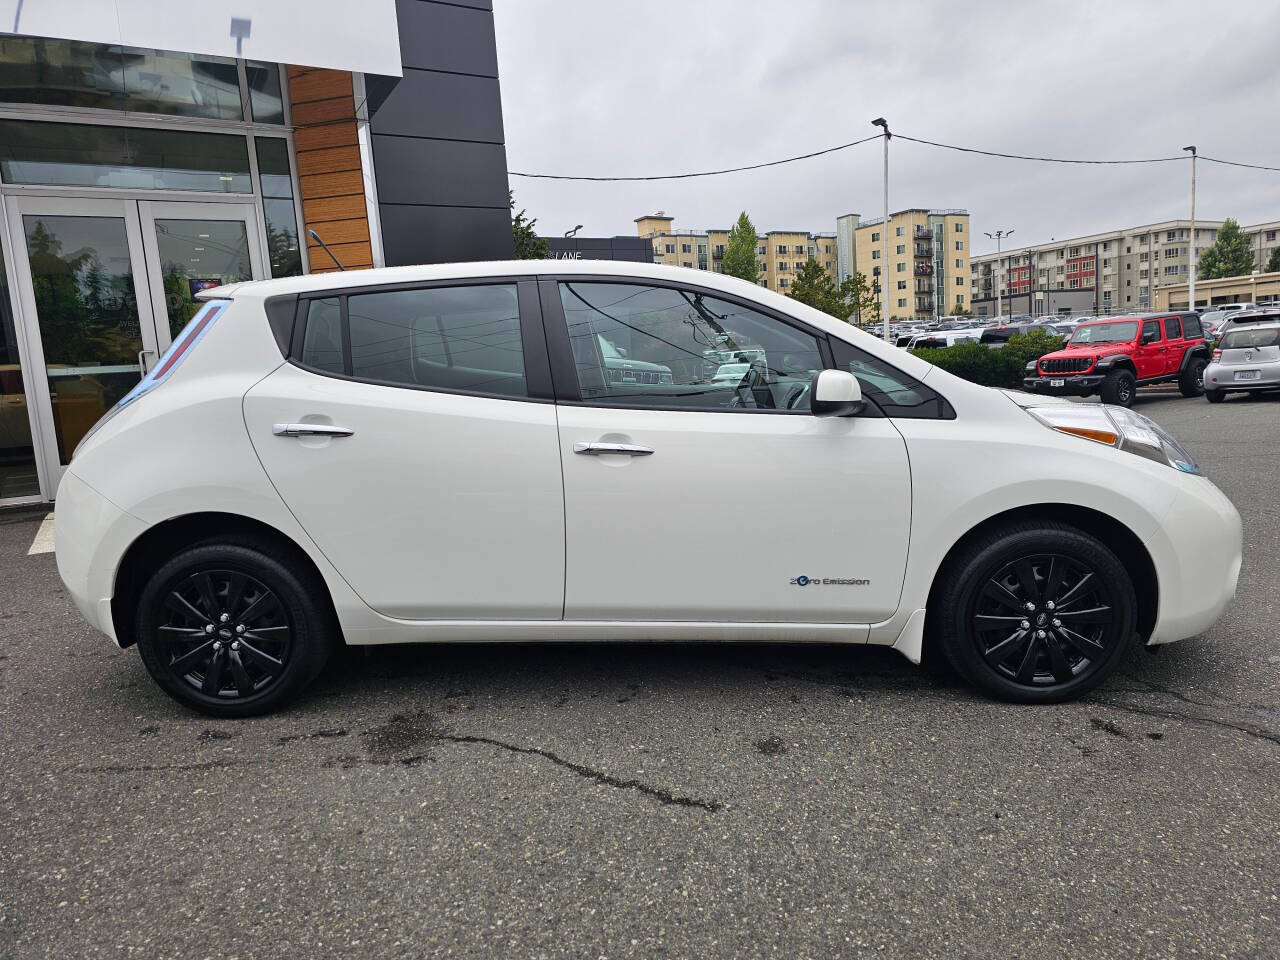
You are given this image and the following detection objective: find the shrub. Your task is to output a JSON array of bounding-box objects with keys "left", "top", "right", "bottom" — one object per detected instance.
[{"left": 910, "top": 329, "right": 1065, "bottom": 389}]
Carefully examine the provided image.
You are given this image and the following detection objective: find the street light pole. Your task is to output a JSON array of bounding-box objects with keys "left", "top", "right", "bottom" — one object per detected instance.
[
  {"left": 872, "top": 118, "right": 891, "bottom": 342},
  {"left": 984, "top": 229, "right": 1014, "bottom": 319},
  {"left": 1183, "top": 145, "right": 1197, "bottom": 311}
]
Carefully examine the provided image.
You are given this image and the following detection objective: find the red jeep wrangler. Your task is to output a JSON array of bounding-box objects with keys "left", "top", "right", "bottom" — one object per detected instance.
[{"left": 1022, "top": 312, "right": 1210, "bottom": 407}]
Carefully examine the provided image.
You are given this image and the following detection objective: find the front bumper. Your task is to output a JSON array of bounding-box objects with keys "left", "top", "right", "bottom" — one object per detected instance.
[
  {"left": 1146, "top": 475, "right": 1242, "bottom": 645},
  {"left": 54, "top": 470, "right": 147, "bottom": 645},
  {"left": 1204, "top": 362, "right": 1280, "bottom": 392},
  {"left": 1022, "top": 373, "right": 1105, "bottom": 396}
]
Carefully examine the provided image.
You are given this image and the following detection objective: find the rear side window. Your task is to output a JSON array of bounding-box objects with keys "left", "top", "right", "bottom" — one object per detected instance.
[
  {"left": 301, "top": 298, "right": 344, "bottom": 373},
  {"left": 1183, "top": 314, "right": 1202, "bottom": 339},
  {"left": 298, "top": 284, "right": 527, "bottom": 398},
  {"left": 1164, "top": 315, "right": 1182, "bottom": 339},
  {"left": 829, "top": 339, "right": 954, "bottom": 419}
]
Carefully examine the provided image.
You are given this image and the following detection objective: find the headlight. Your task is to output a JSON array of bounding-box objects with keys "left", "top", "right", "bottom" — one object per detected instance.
[{"left": 1026, "top": 404, "right": 1200, "bottom": 474}]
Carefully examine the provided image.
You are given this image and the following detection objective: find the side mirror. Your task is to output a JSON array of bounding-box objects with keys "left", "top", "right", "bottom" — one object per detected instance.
[{"left": 810, "top": 369, "right": 864, "bottom": 418}]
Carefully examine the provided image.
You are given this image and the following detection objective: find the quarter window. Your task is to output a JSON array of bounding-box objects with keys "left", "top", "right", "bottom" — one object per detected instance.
[
  {"left": 557, "top": 282, "right": 823, "bottom": 412},
  {"left": 300, "top": 298, "right": 344, "bottom": 373},
  {"left": 829, "top": 339, "right": 953, "bottom": 419}
]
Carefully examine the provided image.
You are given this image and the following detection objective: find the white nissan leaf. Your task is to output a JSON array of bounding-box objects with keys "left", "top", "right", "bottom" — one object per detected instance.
[{"left": 55, "top": 261, "right": 1242, "bottom": 716}]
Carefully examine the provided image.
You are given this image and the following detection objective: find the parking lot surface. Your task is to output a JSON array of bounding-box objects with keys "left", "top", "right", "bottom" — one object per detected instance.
[{"left": 2, "top": 392, "right": 1278, "bottom": 959}]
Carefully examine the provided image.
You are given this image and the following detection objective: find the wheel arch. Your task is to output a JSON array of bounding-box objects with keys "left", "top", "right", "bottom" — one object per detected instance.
[
  {"left": 1179, "top": 344, "right": 1212, "bottom": 370},
  {"left": 924, "top": 502, "right": 1158, "bottom": 648},
  {"left": 110, "top": 512, "right": 341, "bottom": 649}
]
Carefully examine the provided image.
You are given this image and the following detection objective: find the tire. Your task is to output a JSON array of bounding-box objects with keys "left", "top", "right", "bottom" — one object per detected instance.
[
  {"left": 1179, "top": 357, "right": 1207, "bottom": 397},
  {"left": 934, "top": 522, "right": 1137, "bottom": 704},
  {"left": 1205, "top": 388, "right": 1225, "bottom": 404},
  {"left": 1099, "top": 368, "right": 1136, "bottom": 407},
  {"left": 136, "top": 541, "right": 334, "bottom": 717}
]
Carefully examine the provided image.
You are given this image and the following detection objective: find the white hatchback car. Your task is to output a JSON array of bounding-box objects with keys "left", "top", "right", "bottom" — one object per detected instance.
[{"left": 56, "top": 261, "right": 1242, "bottom": 716}]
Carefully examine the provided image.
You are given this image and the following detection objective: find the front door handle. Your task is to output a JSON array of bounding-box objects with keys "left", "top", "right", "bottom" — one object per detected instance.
[
  {"left": 573, "top": 442, "right": 654, "bottom": 457},
  {"left": 273, "top": 423, "right": 355, "bottom": 438}
]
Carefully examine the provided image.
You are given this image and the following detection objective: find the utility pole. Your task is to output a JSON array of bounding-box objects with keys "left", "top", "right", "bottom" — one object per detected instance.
[
  {"left": 872, "top": 118, "right": 891, "bottom": 341},
  {"left": 984, "top": 229, "right": 1013, "bottom": 319},
  {"left": 1183, "top": 145, "right": 1197, "bottom": 311}
]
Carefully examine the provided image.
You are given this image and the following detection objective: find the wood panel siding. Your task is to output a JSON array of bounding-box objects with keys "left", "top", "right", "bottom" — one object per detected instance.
[{"left": 286, "top": 66, "right": 373, "bottom": 272}]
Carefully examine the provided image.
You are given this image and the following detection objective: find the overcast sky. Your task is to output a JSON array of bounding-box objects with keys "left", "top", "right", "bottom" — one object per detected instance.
[{"left": 493, "top": 0, "right": 1280, "bottom": 256}]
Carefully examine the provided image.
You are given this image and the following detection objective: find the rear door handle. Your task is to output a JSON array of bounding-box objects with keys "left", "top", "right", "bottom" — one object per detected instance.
[
  {"left": 273, "top": 423, "right": 355, "bottom": 438},
  {"left": 573, "top": 442, "right": 654, "bottom": 457}
]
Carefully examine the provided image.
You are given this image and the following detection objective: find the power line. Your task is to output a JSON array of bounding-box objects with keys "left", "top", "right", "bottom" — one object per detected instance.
[
  {"left": 1200, "top": 155, "right": 1280, "bottom": 173},
  {"left": 894, "top": 134, "right": 1186, "bottom": 165},
  {"left": 508, "top": 134, "right": 881, "bottom": 181}
]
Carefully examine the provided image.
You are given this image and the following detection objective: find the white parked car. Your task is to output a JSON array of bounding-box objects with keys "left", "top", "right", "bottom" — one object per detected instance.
[{"left": 56, "top": 261, "right": 1242, "bottom": 716}]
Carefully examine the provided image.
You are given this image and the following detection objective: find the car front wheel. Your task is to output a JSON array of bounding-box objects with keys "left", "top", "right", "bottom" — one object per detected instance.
[
  {"left": 1099, "top": 369, "right": 1136, "bottom": 406},
  {"left": 934, "top": 522, "right": 1137, "bottom": 704},
  {"left": 135, "top": 541, "right": 333, "bottom": 717}
]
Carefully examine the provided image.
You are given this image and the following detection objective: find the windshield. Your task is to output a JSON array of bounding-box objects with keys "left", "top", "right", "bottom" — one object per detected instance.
[
  {"left": 1070, "top": 321, "right": 1138, "bottom": 345},
  {"left": 1221, "top": 327, "right": 1280, "bottom": 349}
]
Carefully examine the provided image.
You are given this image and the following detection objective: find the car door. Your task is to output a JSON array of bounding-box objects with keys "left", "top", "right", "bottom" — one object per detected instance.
[
  {"left": 1161, "top": 314, "right": 1184, "bottom": 375},
  {"left": 542, "top": 277, "right": 912, "bottom": 624},
  {"left": 1134, "top": 318, "right": 1165, "bottom": 379},
  {"left": 243, "top": 278, "right": 566, "bottom": 620}
]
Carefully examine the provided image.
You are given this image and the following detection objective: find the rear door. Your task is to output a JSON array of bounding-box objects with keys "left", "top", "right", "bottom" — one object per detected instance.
[
  {"left": 243, "top": 278, "right": 566, "bottom": 620},
  {"left": 1161, "top": 314, "right": 1184, "bottom": 375},
  {"left": 1134, "top": 318, "right": 1165, "bottom": 379}
]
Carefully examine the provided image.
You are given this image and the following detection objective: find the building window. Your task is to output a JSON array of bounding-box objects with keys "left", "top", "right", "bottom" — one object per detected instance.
[
  {"left": 757, "top": 245, "right": 766, "bottom": 256},
  {"left": 955, "top": 223, "right": 964, "bottom": 233},
  {"left": 871, "top": 232, "right": 880, "bottom": 243},
  {"left": 665, "top": 243, "right": 675, "bottom": 253},
  {"left": 897, "top": 298, "right": 907, "bottom": 308},
  {"left": 681, "top": 261, "right": 692, "bottom": 268},
  {"left": 681, "top": 243, "right": 692, "bottom": 253},
  {"left": 779, "top": 278, "right": 789, "bottom": 288},
  {"left": 778, "top": 262, "right": 788, "bottom": 271},
  {"left": 896, "top": 280, "right": 907, "bottom": 290},
  {"left": 955, "top": 258, "right": 962, "bottom": 269},
  {"left": 896, "top": 244, "right": 905, "bottom": 254},
  {"left": 896, "top": 262, "right": 905, "bottom": 272},
  {"left": 871, "top": 250, "right": 880, "bottom": 260},
  {"left": 956, "top": 276, "right": 964, "bottom": 286},
  {"left": 776, "top": 244, "right": 786, "bottom": 254},
  {"left": 760, "top": 261, "right": 768, "bottom": 271},
  {"left": 793, "top": 244, "right": 805, "bottom": 254},
  {"left": 895, "top": 226, "right": 904, "bottom": 236},
  {"left": 255, "top": 138, "right": 301, "bottom": 277},
  {"left": 954, "top": 241, "right": 963, "bottom": 251}
]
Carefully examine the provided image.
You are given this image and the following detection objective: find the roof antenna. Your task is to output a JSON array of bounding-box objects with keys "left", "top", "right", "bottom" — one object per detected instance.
[{"left": 307, "top": 228, "right": 345, "bottom": 271}]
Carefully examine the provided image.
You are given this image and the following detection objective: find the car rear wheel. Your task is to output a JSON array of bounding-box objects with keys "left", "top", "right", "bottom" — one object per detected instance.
[
  {"left": 136, "top": 541, "right": 333, "bottom": 717},
  {"left": 1205, "top": 388, "right": 1225, "bottom": 404},
  {"left": 1179, "top": 358, "right": 1207, "bottom": 397},
  {"left": 934, "top": 522, "right": 1137, "bottom": 704},
  {"left": 1099, "top": 368, "right": 1136, "bottom": 406}
]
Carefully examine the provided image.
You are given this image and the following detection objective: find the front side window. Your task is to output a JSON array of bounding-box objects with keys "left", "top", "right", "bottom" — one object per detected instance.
[
  {"left": 1142, "top": 319, "right": 1162, "bottom": 343},
  {"left": 299, "top": 285, "right": 527, "bottom": 398},
  {"left": 558, "top": 282, "right": 823, "bottom": 411},
  {"left": 830, "top": 339, "right": 952, "bottom": 419}
]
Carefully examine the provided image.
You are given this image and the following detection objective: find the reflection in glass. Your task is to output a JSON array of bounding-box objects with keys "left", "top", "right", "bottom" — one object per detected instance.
[
  {"left": 245, "top": 61, "right": 285, "bottom": 124},
  {"left": 0, "top": 120, "right": 251, "bottom": 192},
  {"left": 256, "top": 138, "right": 302, "bottom": 277},
  {"left": 22, "top": 215, "right": 145, "bottom": 464},
  {"left": 154, "top": 220, "right": 252, "bottom": 339},
  {"left": 0, "top": 246, "right": 40, "bottom": 498},
  {"left": 0, "top": 36, "right": 243, "bottom": 120}
]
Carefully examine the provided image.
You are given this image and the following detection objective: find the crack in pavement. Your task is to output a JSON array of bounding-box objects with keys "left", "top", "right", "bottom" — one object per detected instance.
[
  {"left": 361, "top": 711, "right": 721, "bottom": 812},
  {"left": 1092, "top": 698, "right": 1280, "bottom": 747},
  {"left": 436, "top": 733, "right": 722, "bottom": 812}
]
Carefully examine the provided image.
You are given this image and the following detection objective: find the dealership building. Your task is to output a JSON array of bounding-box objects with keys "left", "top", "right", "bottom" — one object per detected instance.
[{"left": 0, "top": 1, "right": 514, "bottom": 506}]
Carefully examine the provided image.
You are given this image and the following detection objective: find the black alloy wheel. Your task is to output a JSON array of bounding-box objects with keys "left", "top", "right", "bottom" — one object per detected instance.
[
  {"left": 935, "top": 522, "right": 1137, "bottom": 703},
  {"left": 970, "top": 553, "right": 1115, "bottom": 688},
  {"left": 157, "top": 570, "right": 293, "bottom": 700},
  {"left": 136, "top": 541, "right": 333, "bottom": 717}
]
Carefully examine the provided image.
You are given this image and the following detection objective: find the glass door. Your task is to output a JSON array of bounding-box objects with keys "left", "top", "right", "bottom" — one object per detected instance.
[
  {"left": 137, "top": 200, "right": 264, "bottom": 349},
  {"left": 5, "top": 196, "right": 164, "bottom": 492}
]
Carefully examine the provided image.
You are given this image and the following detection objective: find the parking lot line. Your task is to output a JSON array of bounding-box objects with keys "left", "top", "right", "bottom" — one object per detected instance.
[{"left": 27, "top": 513, "right": 55, "bottom": 555}]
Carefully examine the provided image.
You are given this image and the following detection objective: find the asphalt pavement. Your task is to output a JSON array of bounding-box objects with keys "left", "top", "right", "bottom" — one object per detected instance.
[{"left": 2, "top": 391, "right": 1278, "bottom": 959}]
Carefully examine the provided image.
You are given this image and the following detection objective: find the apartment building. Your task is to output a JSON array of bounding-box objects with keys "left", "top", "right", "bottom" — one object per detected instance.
[
  {"left": 634, "top": 214, "right": 837, "bottom": 294},
  {"left": 970, "top": 219, "right": 1280, "bottom": 316},
  {"left": 845, "top": 209, "right": 970, "bottom": 321}
]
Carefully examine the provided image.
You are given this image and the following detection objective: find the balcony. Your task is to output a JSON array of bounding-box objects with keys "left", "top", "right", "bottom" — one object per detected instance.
[
  {"left": 914, "top": 226, "right": 931, "bottom": 239},
  {"left": 914, "top": 264, "right": 933, "bottom": 276},
  {"left": 913, "top": 245, "right": 931, "bottom": 258}
]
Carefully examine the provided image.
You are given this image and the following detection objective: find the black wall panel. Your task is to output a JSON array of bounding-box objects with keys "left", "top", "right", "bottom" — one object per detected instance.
[{"left": 370, "top": 0, "right": 513, "bottom": 265}]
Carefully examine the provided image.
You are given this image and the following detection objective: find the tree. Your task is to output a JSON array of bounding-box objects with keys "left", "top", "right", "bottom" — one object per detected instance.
[
  {"left": 1198, "top": 218, "right": 1254, "bottom": 280},
  {"left": 787, "top": 259, "right": 878, "bottom": 325},
  {"left": 721, "top": 212, "right": 760, "bottom": 283},
  {"left": 1266, "top": 246, "right": 1280, "bottom": 273},
  {"left": 510, "top": 191, "right": 548, "bottom": 260}
]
